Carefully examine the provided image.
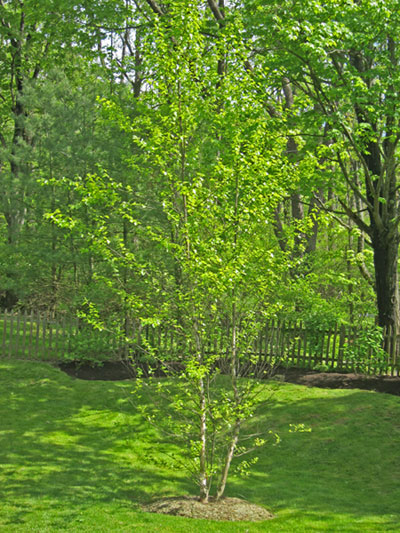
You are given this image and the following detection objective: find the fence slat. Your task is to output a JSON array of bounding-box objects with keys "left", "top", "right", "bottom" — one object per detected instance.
[
  {"left": 2, "top": 310, "right": 7, "bottom": 357},
  {"left": 8, "top": 312, "right": 14, "bottom": 358},
  {"left": 21, "top": 310, "right": 28, "bottom": 358},
  {"left": 15, "top": 312, "right": 21, "bottom": 358},
  {"left": 42, "top": 314, "right": 47, "bottom": 360}
]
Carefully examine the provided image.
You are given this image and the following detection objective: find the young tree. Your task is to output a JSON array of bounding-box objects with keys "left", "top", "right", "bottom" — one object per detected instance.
[
  {"left": 78, "top": 0, "right": 297, "bottom": 502},
  {"left": 47, "top": 0, "right": 300, "bottom": 502}
]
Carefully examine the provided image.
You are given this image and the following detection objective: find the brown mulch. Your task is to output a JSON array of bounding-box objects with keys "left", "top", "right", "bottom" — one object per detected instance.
[
  {"left": 58, "top": 361, "right": 400, "bottom": 396},
  {"left": 140, "top": 496, "right": 273, "bottom": 522},
  {"left": 281, "top": 367, "right": 400, "bottom": 396}
]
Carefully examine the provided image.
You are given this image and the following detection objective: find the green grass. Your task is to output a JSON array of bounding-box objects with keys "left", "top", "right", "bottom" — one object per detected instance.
[{"left": 0, "top": 361, "right": 400, "bottom": 532}]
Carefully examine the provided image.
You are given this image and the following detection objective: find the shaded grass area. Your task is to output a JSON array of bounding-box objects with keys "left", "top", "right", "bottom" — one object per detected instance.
[{"left": 0, "top": 361, "right": 399, "bottom": 532}]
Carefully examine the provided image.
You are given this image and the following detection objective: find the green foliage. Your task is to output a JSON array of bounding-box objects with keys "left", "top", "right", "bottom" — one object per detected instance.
[
  {"left": 2, "top": 0, "right": 398, "bottom": 507},
  {"left": 79, "top": 0, "right": 301, "bottom": 501},
  {"left": 343, "top": 326, "right": 388, "bottom": 374},
  {"left": 62, "top": 328, "right": 118, "bottom": 366},
  {"left": 312, "top": 362, "right": 331, "bottom": 373}
]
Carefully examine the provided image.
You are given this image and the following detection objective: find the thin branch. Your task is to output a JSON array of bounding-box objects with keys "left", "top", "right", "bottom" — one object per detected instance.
[
  {"left": 356, "top": 235, "right": 375, "bottom": 287},
  {"left": 337, "top": 198, "right": 372, "bottom": 237},
  {"left": 0, "top": 128, "right": 6, "bottom": 148},
  {"left": 335, "top": 152, "right": 373, "bottom": 211},
  {"left": 314, "top": 194, "right": 372, "bottom": 239}
]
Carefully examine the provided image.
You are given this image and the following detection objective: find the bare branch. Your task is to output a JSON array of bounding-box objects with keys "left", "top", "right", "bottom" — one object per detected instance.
[
  {"left": 0, "top": 131, "right": 7, "bottom": 149},
  {"left": 356, "top": 234, "right": 375, "bottom": 287},
  {"left": 335, "top": 151, "right": 373, "bottom": 211},
  {"left": 314, "top": 194, "right": 372, "bottom": 239},
  {"left": 337, "top": 198, "right": 372, "bottom": 237}
]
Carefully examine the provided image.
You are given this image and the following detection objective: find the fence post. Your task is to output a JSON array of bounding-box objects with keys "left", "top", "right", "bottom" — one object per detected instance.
[
  {"left": 390, "top": 325, "right": 396, "bottom": 376},
  {"left": 302, "top": 325, "right": 308, "bottom": 368},
  {"left": 14, "top": 311, "right": 21, "bottom": 358},
  {"left": 21, "top": 310, "right": 28, "bottom": 358}
]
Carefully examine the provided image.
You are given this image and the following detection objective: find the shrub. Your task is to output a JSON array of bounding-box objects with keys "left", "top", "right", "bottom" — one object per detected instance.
[
  {"left": 63, "top": 329, "right": 118, "bottom": 366},
  {"left": 343, "top": 326, "right": 387, "bottom": 374}
]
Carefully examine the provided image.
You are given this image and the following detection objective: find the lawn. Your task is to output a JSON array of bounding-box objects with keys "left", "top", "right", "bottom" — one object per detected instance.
[{"left": 0, "top": 361, "right": 399, "bottom": 532}]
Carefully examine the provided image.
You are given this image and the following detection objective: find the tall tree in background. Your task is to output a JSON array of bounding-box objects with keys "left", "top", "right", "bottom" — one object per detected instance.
[
  {"left": 247, "top": 0, "right": 400, "bottom": 328},
  {"left": 0, "top": 0, "right": 384, "bottom": 329},
  {"left": 0, "top": 0, "right": 127, "bottom": 308}
]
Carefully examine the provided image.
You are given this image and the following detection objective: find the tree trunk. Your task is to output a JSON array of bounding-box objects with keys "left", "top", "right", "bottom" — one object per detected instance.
[
  {"left": 198, "top": 374, "right": 209, "bottom": 503},
  {"left": 215, "top": 300, "right": 240, "bottom": 501},
  {"left": 215, "top": 419, "right": 240, "bottom": 501},
  {"left": 371, "top": 230, "right": 400, "bottom": 329}
]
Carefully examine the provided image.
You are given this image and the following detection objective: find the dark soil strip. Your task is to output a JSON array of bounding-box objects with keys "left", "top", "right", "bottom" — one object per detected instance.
[{"left": 58, "top": 361, "right": 400, "bottom": 396}]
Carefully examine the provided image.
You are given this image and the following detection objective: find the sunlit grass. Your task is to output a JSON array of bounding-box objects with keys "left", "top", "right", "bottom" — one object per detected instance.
[{"left": 0, "top": 361, "right": 399, "bottom": 532}]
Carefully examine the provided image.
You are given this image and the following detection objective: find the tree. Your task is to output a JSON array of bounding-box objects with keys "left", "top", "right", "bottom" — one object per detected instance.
[
  {"left": 247, "top": 0, "right": 400, "bottom": 328},
  {"left": 0, "top": 0, "right": 127, "bottom": 308},
  {"left": 48, "top": 0, "right": 297, "bottom": 502}
]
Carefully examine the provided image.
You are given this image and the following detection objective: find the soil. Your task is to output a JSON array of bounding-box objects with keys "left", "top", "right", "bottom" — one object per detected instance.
[
  {"left": 59, "top": 360, "right": 136, "bottom": 381},
  {"left": 140, "top": 496, "right": 273, "bottom": 522},
  {"left": 58, "top": 361, "right": 400, "bottom": 396}
]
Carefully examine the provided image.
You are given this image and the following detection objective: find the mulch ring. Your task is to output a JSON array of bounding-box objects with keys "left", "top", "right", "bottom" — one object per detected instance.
[
  {"left": 140, "top": 496, "right": 273, "bottom": 522},
  {"left": 58, "top": 361, "right": 400, "bottom": 396}
]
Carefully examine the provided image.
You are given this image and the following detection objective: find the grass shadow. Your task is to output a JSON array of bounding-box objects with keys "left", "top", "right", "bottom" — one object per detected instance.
[{"left": 0, "top": 362, "right": 192, "bottom": 528}]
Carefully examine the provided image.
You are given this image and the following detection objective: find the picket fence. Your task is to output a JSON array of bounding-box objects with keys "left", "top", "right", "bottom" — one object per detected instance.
[{"left": 1, "top": 310, "right": 399, "bottom": 376}]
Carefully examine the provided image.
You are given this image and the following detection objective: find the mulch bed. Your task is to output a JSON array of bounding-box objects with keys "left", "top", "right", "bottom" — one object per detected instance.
[
  {"left": 281, "top": 367, "right": 400, "bottom": 396},
  {"left": 140, "top": 496, "right": 273, "bottom": 522},
  {"left": 59, "top": 361, "right": 136, "bottom": 381},
  {"left": 58, "top": 361, "right": 400, "bottom": 396}
]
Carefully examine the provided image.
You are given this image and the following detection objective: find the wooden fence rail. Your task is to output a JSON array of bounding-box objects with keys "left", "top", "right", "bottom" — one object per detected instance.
[{"left": 0, "top": 311, "right": 399, "bottom": 376}]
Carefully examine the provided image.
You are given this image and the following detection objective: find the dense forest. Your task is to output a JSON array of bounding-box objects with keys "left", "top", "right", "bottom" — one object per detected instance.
[{"left": 1, "top": 0, "right": 399, "bottom": 334}]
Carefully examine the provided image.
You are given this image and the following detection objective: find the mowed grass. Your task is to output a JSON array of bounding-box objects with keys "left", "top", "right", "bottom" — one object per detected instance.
[{"left": 0, "top": 361, "right": 399, "bottom": 532}]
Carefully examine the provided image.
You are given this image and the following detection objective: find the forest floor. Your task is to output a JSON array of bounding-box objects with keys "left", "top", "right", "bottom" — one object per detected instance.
[{"left": 59, "top": 361, "right": 400, "bottom": 396}]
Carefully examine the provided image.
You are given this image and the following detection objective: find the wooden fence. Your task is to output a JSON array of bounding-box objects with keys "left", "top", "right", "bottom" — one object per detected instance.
[
  {"left": 1, "top": 310, "right": 78, "bottom": 361},
  {"left": 0, "top": 310, "right": 399, "bottom": 376}
]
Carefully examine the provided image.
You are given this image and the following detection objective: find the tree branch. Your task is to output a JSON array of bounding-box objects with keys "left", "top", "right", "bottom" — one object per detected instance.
[
  {"left": 207, "top": 0, "right": 225, "bottom": 22},
  {"left": 314, "top": 194, "right": 372, "bottom": 239},
  {"left": 144, "top": 0, "right": 164, "bottom": 16}
]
